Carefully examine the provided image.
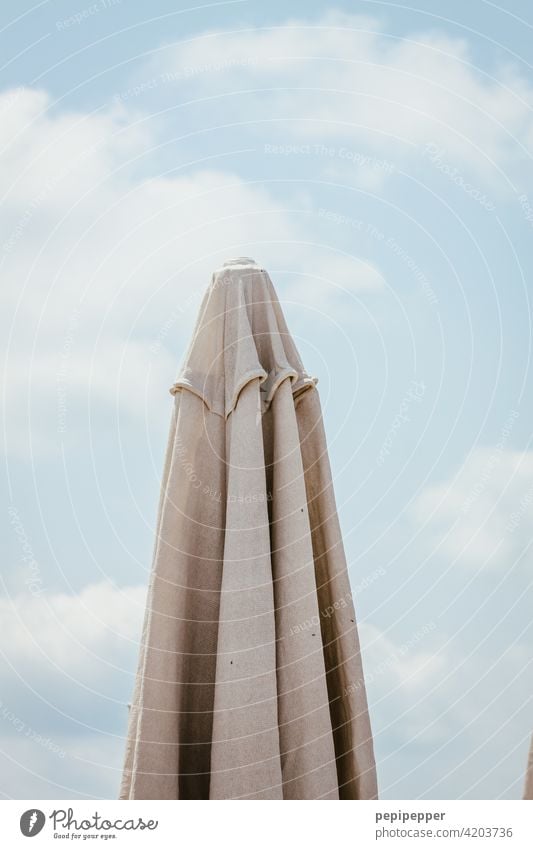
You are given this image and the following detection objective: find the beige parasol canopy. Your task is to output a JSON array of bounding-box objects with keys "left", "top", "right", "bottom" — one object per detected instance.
[{"left": 119, "top": 257, "right": 377, "bottom": 800}]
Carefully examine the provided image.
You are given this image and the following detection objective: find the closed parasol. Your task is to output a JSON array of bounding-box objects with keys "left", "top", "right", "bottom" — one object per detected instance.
[{"left": 119, "top": 257, "right": 377, "bottom": 800}]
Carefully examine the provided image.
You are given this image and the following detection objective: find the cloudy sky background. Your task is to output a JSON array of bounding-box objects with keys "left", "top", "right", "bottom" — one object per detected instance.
[{"left": 1, "top": 0, "right": 532, "bottom": 799}]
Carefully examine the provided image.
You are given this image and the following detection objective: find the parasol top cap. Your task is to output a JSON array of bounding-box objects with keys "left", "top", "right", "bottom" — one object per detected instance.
[{"left": 222, "top": 256, "right": 258, "bottom": 267}]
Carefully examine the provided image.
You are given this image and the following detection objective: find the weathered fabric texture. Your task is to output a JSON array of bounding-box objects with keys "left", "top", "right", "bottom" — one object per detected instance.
[{"left": 119, "top": 258, "right": 377, "bottom": 800}]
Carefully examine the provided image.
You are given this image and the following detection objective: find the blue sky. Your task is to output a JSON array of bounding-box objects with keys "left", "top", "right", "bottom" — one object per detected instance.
[{"left": 1, "top": 0, "right": 532, "bottom": 800}]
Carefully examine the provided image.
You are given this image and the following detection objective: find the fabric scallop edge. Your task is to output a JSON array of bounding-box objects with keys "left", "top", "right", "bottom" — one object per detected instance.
[{"left": 169, "top": 368, "right": 318, "bottom": 419}]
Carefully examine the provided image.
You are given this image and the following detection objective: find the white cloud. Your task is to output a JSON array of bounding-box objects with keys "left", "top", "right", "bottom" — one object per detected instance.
[
  {"left": 360, "top": 621, "right": 448, "bottom": 744},
  {"left": 323, "top": 158, "right": 395, "bottom": 193},
  {"left": 360, "top": 621, "right": 532, "bottom": 798},
  {"left": 2, "top": 335, "right": 178, "bottom": 457},
  {"left": 146, "top": 10, "right": 533, "bottom": 187},
  {"left": 409, "top": 446, "right": 533, "bottom": 570},
  {"left": 0, "top": 580, "right": 529, "bottom": 799},
  {"left": 0, "top": 581, "right": 145, "bottom": 679},
  {"left": 0, "top": 581, "right": 146, "bottom": 796},
  {"left": 0, "top": 732, "right": 124, "bottom": 799},
  {"left": 0, "top": 85, "right": 387, "bottom": 457},
  {"left": 283, "top": 251, "right": 385, "bottom": 315},
  {"left": 0, "top": 85, "right": 385, "bottom": 327}
]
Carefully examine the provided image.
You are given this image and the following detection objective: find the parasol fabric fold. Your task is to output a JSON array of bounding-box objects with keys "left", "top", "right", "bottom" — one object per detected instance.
[{"left": 119, "top": 257, "right": 377, "bottom": 800}]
